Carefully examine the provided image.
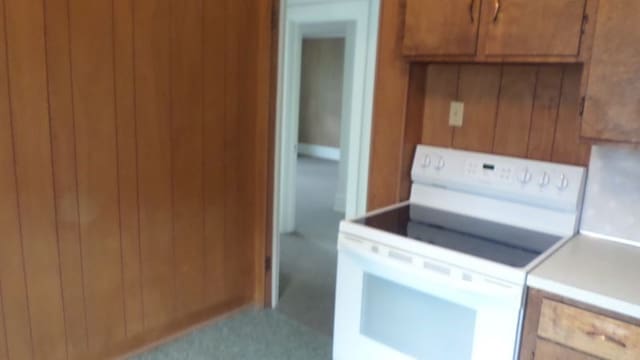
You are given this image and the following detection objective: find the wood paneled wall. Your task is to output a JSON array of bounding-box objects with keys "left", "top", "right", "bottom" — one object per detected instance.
[
  {"left": 0, "top": 0, "right": 273, "bottom": 358},
  {"left": 419, "top": 63, "right": 590, "bottom": 164},
  {"left": 368, "top": 1, "right": 591, "bottom": 211}
]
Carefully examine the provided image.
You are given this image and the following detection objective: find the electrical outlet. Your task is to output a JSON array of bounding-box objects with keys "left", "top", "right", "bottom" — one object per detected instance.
[{"left": 449, "top": 101, "right": 464, "bottom": 127}]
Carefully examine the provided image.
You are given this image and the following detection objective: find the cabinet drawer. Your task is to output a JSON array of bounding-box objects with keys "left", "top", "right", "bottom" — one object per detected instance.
[
  {"left": 538, "top": 299, "right": 640, "bottom": 360},
  {"left": 534, "top": 338, "right": 598, "bottom": 360}
]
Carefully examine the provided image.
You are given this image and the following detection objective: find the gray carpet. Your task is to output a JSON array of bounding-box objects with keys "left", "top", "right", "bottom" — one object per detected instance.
[
  {"left": 131, "top": 309, "right": 331, "bottom": 360},
  {"left": 132, "top": 156, "right": 340, "bottom": 359},
  {"left": 278, "top": 156, "right": 342, "bottom": 336}
]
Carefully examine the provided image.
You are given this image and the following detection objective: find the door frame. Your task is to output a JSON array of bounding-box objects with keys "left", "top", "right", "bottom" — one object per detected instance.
[{"left": 271, "top": 0, "right": 380, "bottom": 307}]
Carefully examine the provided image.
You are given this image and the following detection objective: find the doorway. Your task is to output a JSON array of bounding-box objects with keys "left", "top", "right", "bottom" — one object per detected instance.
[{"left": 271, "top": 0, "right": 380, "bottom": 334}]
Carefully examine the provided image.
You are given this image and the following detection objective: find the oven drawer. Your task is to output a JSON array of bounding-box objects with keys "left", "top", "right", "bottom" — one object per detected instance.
[{"left": 537, "top": 299, "right": 640, "bottom": 360}]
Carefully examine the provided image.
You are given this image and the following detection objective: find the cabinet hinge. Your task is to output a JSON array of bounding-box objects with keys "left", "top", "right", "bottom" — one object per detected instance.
[
  {"left": 265, "top": 256, "right": 272, "bottom": 272},
  {"left": 579, "top": 96, "right": 586, "bottom": 117},
  {"left": 581, "top": 14, "right": 589, "bottom": 35}
]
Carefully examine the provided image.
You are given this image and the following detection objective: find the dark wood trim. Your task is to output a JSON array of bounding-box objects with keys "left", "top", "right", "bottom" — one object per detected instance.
[{"left": 263, "top": 0, "right": 280, "bottom": 308}]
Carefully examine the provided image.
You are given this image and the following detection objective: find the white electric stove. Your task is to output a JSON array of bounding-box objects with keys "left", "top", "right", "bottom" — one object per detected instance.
[{"left": 333, "top": 145, "right": 586, "bottom": 360}]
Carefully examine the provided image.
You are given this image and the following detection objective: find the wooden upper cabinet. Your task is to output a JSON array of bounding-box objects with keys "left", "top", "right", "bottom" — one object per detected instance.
[
  {"left": 482, "top": 0, "right": 588, "bottom": 57},
  {"left": 402, "top": 0, "right": 481, "bottom": 56},
  {"left": 581, "top": 0, "right": 640, "bottom": 143}
]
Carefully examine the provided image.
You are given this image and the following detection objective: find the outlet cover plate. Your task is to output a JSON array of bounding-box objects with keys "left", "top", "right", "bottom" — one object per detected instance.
[{"left": 449, "top": 101, "right": 464, "bottom": 127}]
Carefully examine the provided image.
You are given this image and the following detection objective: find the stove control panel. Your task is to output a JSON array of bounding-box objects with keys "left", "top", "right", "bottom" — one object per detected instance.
[{"left": 411, "top": 145, "right": 587, "bottom": 212}]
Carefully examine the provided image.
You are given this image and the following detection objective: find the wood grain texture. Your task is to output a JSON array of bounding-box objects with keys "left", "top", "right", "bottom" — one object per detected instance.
[
  {"left": 453, "top": 64, "right": 502, "bottom": 152},
  {"left": 520, "top": 289, "right": 640, "bottom": 360},
  {"left": 367, "top": 0, "right": 411, "bottom": 210},
  {"left": 0, "top": 0, "right": 272, "bottom": 357},
  {"left": 135, "top": 0, "right": 176, "bottom": 330},
  {"left": 419, "top": 64, "right": 588, "bottom": 166},
  {"left": 539, "top": 299, "right": 640, "bottom": 360},
  {"left": 400, "top": 64, "right": 426, "bottom": 200},
  {"left": 482, "top": 0, "right": 587, "bottom": 56},
  {"left": 0, "top": 287, "right": 7, "bottom": 359},
  {"left": 3, "top": 0, "right": 68, "bottom": 358},
  {"left": 552, "top": 66, "right": 590, "bottom": 165},
  {"left": 69, "top": 0, "right": 127, "bottom": 349},
  {"left": 581, "top": 0, "right": 640, "bottom": 142},
  {"left": 202, "top": 0, "right": 227, "bottom": 307},
  {"left": 403, "top": 0, "right": 481, "bottom": 56},
  {"left": 171, "top": 0, "right": 206, "bottom": 316},
  {"left": 493, "top": 65, "right": 537, "bottom": 157},
  {"left": 534, "top": 338, "right": 598, "bottom": 360},
  {"left": 43, "top": 0, "right": 89, "bottom": 355},
  {"left": 224, "top": 0, "right": 257, "bottom": 301},
  {"left": 113, "top": 0, "right": 144, "bottom": 337},
  {"left": 527, "top": 66, "right": 563, "bottom": 161},
  {"left": 421, "top": 64, "right": 457, "bottom": 147},
  {"left": 0, "top": 1, "right": 34, "bottom": 358},
  {"left": 252, "top": 0, "right": 275, "bottom": 305},
  {"left": 519, "top": 289, "right": 544, "bottom": 360}
]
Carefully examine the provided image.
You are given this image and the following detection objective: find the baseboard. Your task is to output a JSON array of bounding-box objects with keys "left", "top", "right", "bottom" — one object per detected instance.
[{"left": 297, "top": 143, "right": 340, "bottom": 161}]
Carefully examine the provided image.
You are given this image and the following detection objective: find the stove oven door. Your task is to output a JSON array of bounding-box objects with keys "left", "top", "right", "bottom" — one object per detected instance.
[{"left": 333, "top": 235, "right": 523, "bottom": 360}]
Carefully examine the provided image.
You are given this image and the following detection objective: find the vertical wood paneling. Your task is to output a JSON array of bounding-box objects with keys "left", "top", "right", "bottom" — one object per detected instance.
[
  {"left": 552, "top": 66, "right": 591, "bottom": 165},
  {"left": 224, "top": 0, "right": 255, "bottom": 300},
  {"left": 528, "top": 66, "right": 563, "bottom": 161},
  {"left": 420, "top": 64, "right": 588, "bottom": 167},
  {"left": 0, "top": 287, "right": 8, "bottom": 359},
  {"left": 203, "top": 0, "right": 227, "bottom": 306},
  {"left": 421, "top": 64, "right": 458, "bottom": 146},
  {"left": 68, "top": 0, "right": 126, "bottom": 349},
  {"left": 0, "top": 0, "right": 270, "bottom": 357},
  {"left": 0, "top": 1, "right": 34, "bottom": 358},
  {"left": 252, "top": 0, "right": 274, "bottom": 304},
  {"left": 367, "top": 0, "right": 411, "bottom": 210},
  {"left": 171, "top": 0, "right": 205, "bottom": 315},
  {"left": 43, "top": 0, "right": 89, "bottom": 355},
  {"left": 453, "top": 65, "right": 502, "bottom": 152},
  {"left": 134, "top": 0, "right": 176, "bottom": 329},
  {"left": 400, "top": 64, "right": 427, "bottom": 200},
  {"left": 3, "top": 0, "right": 68, "bottom": 358},
  {"left": 113, "top": 0, "right": 144, "bottom": 337},
  {"left": 493, "top": 65, "right": 538, "bottom": 157}
]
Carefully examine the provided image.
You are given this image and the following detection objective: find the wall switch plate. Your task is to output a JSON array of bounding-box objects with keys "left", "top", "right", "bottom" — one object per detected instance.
[{"left": 449, "top": 101, "right": 464, "bottom": 127}]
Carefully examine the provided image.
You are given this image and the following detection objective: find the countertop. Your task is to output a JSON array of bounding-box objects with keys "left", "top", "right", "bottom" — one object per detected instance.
[{"left": 528, "top": 233, "right": 640, "bottom": 319}]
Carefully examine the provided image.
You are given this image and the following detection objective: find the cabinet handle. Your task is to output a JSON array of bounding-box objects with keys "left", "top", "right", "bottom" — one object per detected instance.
[
  {"left": 493, "top": 0, "right": 501, "bottom": 23},
  {"left": 469, "top": 0, "right": 475, "bottom": 23},
  {"left": 586, "top": 331, "right": 627, "bottom": 349}
]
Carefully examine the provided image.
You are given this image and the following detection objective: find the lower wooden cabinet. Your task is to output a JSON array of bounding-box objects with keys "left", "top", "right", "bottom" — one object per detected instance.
[{"left": 520, "top": 289, "right": 640, "bottom": 360}]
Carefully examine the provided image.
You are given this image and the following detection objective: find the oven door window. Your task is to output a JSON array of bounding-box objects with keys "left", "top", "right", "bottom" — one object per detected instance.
[{"left": 360, "top": 274, "right": 476, "bottom": 360}]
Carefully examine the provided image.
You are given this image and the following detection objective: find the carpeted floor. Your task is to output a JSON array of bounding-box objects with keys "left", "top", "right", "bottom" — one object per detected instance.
[
  {"left": 131, "top": 156, "right": 341, "bottom": 359},
  {"left": 278, "top": 156, "right": 343, "bottom": 336}
]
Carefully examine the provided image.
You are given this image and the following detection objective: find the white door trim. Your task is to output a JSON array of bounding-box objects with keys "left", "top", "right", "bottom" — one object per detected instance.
[{"left": 272, "top": 0, "right": 380, "bottom": 307}]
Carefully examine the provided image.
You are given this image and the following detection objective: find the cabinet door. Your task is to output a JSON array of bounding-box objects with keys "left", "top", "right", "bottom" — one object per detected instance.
[
  {"left": 582, "top": 0, "right": 640, "bottom": 142},
  {"left": 402, "top": 0, "right": 481, "bottom": 56},
  {"left": 483, "top": 0, "right": 587, "bottom": 56}
]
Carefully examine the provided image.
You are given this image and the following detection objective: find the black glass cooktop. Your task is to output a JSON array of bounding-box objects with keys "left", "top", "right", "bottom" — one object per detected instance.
[{"left": 355, "top": 204, "right": 563, "bottom": 268}]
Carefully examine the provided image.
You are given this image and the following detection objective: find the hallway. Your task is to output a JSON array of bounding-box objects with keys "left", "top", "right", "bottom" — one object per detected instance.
[
  {"left": 131, "top": 156, "right": 341, "bottom": 359},
  {"left": 278, "top": 156, "right": 343, "bottom": 336}
]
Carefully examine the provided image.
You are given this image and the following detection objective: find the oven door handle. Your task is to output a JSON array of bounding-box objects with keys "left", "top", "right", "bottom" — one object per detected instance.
[{"left": 338, "top": 236, "right": 522, "bottom": 301}]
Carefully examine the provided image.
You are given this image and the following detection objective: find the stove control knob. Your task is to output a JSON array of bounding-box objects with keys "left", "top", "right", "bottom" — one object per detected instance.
[
  {"left": 556, "top": 173, "right": 569, "bottom": 191},
  {"left": 421, "top": 154, "right": 432, "bottom": 168},
  {"left": 518, "top": 168, "right": 532, "bottom": 184},
  {"left": 538, "top": 172, "right": 551, "bottom": 188},
  {"left": 434, "top": 157, "right": 446, "bottom": 171}
]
